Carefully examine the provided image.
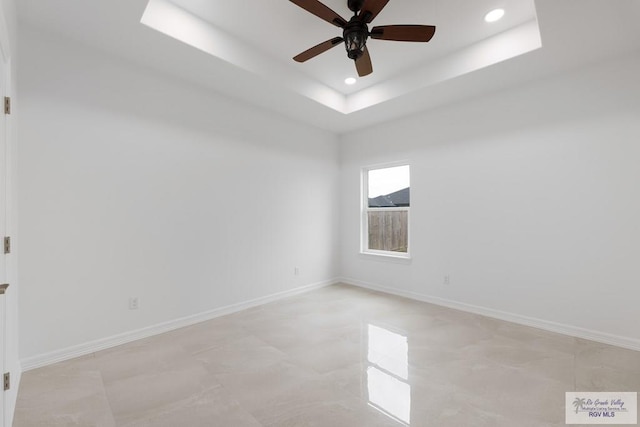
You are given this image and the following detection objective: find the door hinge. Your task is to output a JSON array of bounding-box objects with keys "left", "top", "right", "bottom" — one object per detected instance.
[
  {"left": 3, "top": 372, "right": 9, "bottom": 391},
  {"left": 3, "top": 236, "right": 10, "bottom": 254},
  {"left": 4, "top": 97, "right": 10, "bottom": 115}
]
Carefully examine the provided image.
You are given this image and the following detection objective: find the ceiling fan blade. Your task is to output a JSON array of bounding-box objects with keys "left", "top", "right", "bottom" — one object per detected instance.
[
  {"left": 294, "top": 37, "right": 344, "bottom": 62},
  {"left": 289, "top": 0, "right": 348, "bottom": 27},
  {"left": 355, "top": 46, "right": 373, "bottom": 77},
  {"left": 359, "top": 0, "right": 390, "bottom": 23},
  {"left": 370, "top": 25, "right": 436, "bottom": 42}
]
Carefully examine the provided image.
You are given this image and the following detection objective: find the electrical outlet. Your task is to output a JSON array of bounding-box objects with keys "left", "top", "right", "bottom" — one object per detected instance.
[
  {"left": 444, "top": 275, "right": 451, "bottom": 285},
  {"left": 129, "top": 297, "right": 139, "bottom": 310},
  {"left": 294, "top": 267, "right": 300, "bottom": 276}
]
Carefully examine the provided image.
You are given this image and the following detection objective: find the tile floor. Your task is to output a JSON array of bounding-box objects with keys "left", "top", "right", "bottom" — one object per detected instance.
[{"left": 14, "top": 284, "right": 640, "bottom": 426}]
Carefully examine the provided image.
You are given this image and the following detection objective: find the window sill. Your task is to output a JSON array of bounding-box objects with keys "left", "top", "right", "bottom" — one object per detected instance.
[{"left": 359, "top": 251, "right": 413, "bottom": 264}]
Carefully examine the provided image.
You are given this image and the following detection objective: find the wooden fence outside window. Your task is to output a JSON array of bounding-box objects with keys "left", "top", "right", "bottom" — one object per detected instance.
[{"left": 368, "top": 210, "right": 408, "bottom": 253}]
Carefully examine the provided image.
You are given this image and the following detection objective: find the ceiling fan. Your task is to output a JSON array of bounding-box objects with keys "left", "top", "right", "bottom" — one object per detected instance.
[{"left": 290, "top": 0, "right": 436, "bottom": 77}]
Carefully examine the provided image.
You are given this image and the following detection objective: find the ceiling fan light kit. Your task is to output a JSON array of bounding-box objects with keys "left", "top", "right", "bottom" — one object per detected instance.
[
  {"left": 343, "top": 19, "right": 368, "bottom": 60},
  {"left": 290, "top": 0, "right": 436, "bottom": 77}
]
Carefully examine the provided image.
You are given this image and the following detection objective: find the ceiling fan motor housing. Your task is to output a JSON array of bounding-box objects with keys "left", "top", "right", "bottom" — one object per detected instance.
[{"left": 343, "top": 18, "right": 369, "bottom": 60}]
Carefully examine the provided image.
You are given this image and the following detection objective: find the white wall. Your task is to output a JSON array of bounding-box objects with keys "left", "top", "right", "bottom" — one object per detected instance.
[
  {"left": 340, "top": 52, "right": 640, "bottom": 347},
  {"left": 18, "top": 26, "right": 339, "bottom": 362}
]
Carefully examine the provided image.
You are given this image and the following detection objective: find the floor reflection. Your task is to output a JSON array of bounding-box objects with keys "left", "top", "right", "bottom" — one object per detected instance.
[{"left": 367, "top": 324, "right": 411, "bottom": 425}]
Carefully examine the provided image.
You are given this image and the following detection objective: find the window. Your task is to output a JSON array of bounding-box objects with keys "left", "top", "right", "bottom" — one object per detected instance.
[{"left": 362, "top": 164, "right": 410, "bottom": 257}]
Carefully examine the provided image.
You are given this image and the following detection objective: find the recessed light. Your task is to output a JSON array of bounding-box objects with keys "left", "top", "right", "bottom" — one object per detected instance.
[
  {"left": 485, "top": 8, "right": 505, "bottom": 23},
  {"left": 345, "top": 77, "right": 357, "bottom": 85}
]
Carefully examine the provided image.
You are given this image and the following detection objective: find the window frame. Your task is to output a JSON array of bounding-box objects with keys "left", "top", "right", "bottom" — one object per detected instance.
[{"left": 361, "top": 162, "right": 411, "bottom": 259}]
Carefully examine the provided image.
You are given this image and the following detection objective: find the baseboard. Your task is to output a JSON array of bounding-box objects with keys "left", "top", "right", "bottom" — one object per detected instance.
[
  {"left": 23, "top": 276, "right": 639, "bottom": 371},
  {"left": 21, "top": 279, "right": 338, "bottom": 371},
  {"left": 340, "top": 277, "right": 640, "bottom": 352}
]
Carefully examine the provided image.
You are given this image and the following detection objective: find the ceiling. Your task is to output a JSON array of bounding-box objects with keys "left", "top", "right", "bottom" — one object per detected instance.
[
  {"left": 169, "top": 0, "right": 538, "bottom": 95},
  {"left": 16, "top": 0, "right": 640, "bottom": 133}
]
